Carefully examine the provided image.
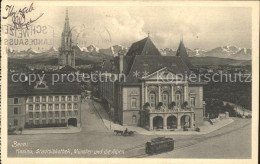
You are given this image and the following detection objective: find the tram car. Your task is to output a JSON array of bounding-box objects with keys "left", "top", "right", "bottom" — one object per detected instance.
[{"left": 145, "top": 137, "right": 174, "bottom": 155}]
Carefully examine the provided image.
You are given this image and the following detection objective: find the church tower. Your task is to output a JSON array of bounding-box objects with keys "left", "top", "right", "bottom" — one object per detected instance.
[{"left": 59, "top": 9, "right": 75, "bottom": 68}]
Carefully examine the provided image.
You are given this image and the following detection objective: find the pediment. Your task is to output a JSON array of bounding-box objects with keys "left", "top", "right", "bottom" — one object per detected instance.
[{"left": 142, "top": 67, "right": 184, "bottom": 81}]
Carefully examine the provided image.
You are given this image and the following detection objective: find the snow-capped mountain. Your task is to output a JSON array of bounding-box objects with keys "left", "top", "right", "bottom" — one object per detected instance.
[
  {"left": 87, "top": 45, "right": 99, "bottom": 53},
  {"left": 45, "top": 46, "right": 58, "bottom": 53},
  {"left": 159, "top": 48, "right": 176, "bottom": 56},
  {"left": 203, "top": 46, "right": 251, "bottom": 60},
  {"left": 99, "top": 45, "right": 128, "bottom": 56},
  {"left": 7, "top": 44, "right": 251, "bottom": 61},
  {"left": 159, "top": 45, "right": 251, "bottom": 60}
]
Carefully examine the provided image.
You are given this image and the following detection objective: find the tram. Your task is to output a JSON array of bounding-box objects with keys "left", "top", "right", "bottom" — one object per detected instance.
[{"left": 145, "top": 137, "right": 174, "bottom": 155}]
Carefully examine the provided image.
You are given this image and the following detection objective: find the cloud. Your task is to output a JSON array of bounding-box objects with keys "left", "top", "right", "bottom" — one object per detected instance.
[{"left": 4, "top": 6, "right": 251, "bottom": 51}]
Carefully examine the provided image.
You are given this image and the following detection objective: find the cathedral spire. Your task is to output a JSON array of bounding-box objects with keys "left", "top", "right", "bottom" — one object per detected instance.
[
  {"left": 63, "top": 8, "right": 70, "bottom": 34},
  {"left": 66, "top": 8, "right": 69, "bottom": 20},
  {"left": 59, "top": 8, "right": 74, "bottom": 67}
]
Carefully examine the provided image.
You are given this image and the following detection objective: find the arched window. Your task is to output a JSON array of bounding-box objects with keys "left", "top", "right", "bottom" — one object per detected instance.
[
  {"left": 176, "top": 91, "right": 181, "bottom": 107},
  {"left": 149, "top": 92, "right": 156, "bottom": 108},
  {"left": 162, "top": 92, "right": 169, "bottom": 108}
]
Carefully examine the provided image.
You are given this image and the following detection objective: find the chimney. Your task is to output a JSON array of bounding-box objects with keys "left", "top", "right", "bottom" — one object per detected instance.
[{"left": 119, "top": 51, "right": 124, "bottom": 74}]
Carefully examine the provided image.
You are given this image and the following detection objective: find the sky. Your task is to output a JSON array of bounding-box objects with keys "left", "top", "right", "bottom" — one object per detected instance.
[{"left": 2, "top": 5, "right": 252, "bottom": 50}]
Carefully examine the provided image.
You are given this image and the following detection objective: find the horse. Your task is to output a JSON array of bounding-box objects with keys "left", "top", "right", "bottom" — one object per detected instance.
[{"left": 114, "top": 130, "right": 123, "bottom": 135}]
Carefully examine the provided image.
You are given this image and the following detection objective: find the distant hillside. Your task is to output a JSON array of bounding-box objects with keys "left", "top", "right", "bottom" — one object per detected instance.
[
  {"left": 190, "top": 57, "right": 251, "bottom": 66},
  {"left": 8, "top": 56, "right": 99, "bottom": 66},
  {"left": 8, "top": 55, "right": 251, "bottom": 67}
]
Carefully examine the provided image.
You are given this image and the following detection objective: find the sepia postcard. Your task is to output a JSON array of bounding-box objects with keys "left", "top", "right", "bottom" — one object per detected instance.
[{"left": 1, "top": 0, "right": 259, "bottom": 164}]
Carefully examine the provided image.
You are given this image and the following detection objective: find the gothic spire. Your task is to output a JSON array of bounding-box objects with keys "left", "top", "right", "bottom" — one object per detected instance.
[{"left": 63, "top": 8, "right": 70, "bottom": 34}]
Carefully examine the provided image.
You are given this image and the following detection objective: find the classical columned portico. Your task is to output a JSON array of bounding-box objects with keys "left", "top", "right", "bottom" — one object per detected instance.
[{"left": 147, "top": 111, "right": 194, "bottom": 131}]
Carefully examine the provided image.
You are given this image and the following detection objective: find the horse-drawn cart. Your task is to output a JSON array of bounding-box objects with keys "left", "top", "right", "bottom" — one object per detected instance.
[{"left": 114, "top": 130, "right": 135, "bottom": 136}]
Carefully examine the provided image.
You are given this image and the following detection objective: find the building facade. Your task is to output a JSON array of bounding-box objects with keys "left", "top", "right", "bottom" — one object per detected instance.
[
  {"left": 59, "top": 9, "right": 75, "bottom": 68},
  {"left": 99, "top": 36, "right": 206, "bottom": 131},
  {"left": 8, "top": 75, "right": 82, "bottom": 130}
]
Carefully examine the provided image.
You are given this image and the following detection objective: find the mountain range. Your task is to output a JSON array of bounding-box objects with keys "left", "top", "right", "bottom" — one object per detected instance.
[
  {"left": 159, "top": 45, "right": 251, "bottom": 60},
  {"left": 7, "top": 44, "right": 251, "bottom": 61}
]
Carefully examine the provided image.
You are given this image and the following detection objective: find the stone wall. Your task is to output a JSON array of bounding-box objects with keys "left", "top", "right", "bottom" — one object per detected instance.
[
  {"left": 120, "top": 86, "right": 141, "bottom": 125},
  {"left": 188, "top": 85, "right": 203, "bottom": 108}
]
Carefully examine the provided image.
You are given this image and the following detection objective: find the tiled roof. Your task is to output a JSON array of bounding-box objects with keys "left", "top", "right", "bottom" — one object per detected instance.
[
  {"left": 102, "top": 37, "right": 196, "bottom": 84},
  {"left": 125, "top": 55, "right": 191, "bottom": 82},
  {"left": 176, "top": 41, "right": 195, "bottom": 69},
  {"left": 8, "top": 82, "right": 28, "bottom": 96},
  {"left": 126, "top": 37, "right": 161, "bottom": 56},
  {"left": 8, "top": 73, "right": 82, "bottom": 96}
]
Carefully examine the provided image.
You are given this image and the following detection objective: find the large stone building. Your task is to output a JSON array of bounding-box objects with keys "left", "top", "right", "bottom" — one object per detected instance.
[
  {"left": 8, "top": 74, "right": 82, "bottom": 130},
  {"left": 99, "top": 36, "right": 206, "bottom": 131},
  {"left": 59, "top": 9, "right": 75, "bottom": 68}
]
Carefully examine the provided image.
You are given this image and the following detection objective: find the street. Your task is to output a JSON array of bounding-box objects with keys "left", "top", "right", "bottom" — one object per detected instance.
[{"left": 8, "top": 100, "right": 251, "bottom": 158}]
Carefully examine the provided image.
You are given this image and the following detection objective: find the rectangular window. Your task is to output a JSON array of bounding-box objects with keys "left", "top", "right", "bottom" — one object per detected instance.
[
  {"left": 131, "top": 98, "right": 137, "bottom": 108},
  {"left": 42, "top": 112, "right": 46, "bottom": 118},
  {"left": 74, "top": 96, "right": 78, "bottom": 101},
  {"left": 61, "top": 111, "right": 65, "bottom": 117},
  {"left": 36, "top": 120, "right": 40, "bottom": 125},
  {"left": 36, "top": 104, "right": 40, "bottom": 110},
  {"left": 55, "top": 119, "right": 59, "bottom": 124},
  {"left": 14, "top": 108, "right": 18, "bottom": 114},
  {"left": 61, "top": 119, "right": 65, "bottom": 123},
  {"left": 150, "top": 93, "right": 156, "bottom": 108},
  {"left": 55, "top": 111, "right": 59, "bottom": 117},
  {"left": 74, "top": 103, "right": 78, "bottom": 109},
  {"left": 42, "top": 96, "right": 46, "bottom": 102},
  {"left": 48, "top": 104, "right": 53, "bottom": 110},
  {"left": 68, "top": 111, "right": 72, "bottom": 116},
  {"left": 48, "top": 96, "right": 53, "bottom": 102},
  {"left": 190, "top": 97, "right": 195, "bottom": 106},
  {"left": 162, "top": 93, "right": 169, "bottom": 107},
  {"left": 55, "top": 96, "right": 59, "bottom": 102},
  {"left": 49, "top": 112, "right": 53, "bottom": 117},
  {"left": 55, "top": 104, "right": 59, "bottom": 110},
  {"left": 29, "top": 97, "right": 33, "bottom": 102},
  {"left": 36, "top": 112, "right": 40, "bottom": 118},
  {"left": 42, "top": 104, "right": 46, "bottom": 110},
  {"left": 68, "top": 96, "right": 72, "bottom": 101},
  {"left": 42, "top": 120, "right": 46, "bottom": 124},
  {"left": 74, "top": 110, "right": 78, "bottom": 116},
  {"left": 14, "top": 119, "right": 18, "bottom": 126},
  {"left": 29, "top": 120, "right": 33, "bottom": 124},
  {"left": 35, "top": 96, "right": 40, "bottom": 102},
  {"left": 61, "top": 104, "right": 65, "bottom": 109},
  {"left": 68, "top": 104, "right": 72, "bottom": 109},
  {"left": 14, "top": 98, "right": 19, "bottom": 104},
  {"left": 29, "top": 112, "right": 33, "bottom": 118},
  {"left": 49, "top": 119, "right": 53, "bottom": 124},
  {"left": 29, "top": 105, "right": 33, "bottom": 110},
  {"left": 61, "top": 96, "right": 65, "bottom": 101}
]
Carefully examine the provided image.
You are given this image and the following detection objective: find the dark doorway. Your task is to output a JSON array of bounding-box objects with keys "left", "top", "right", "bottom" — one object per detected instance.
[
  {"left": 68, "top": 118, "right": 77, "bottom": 127},
  {"left": 153, "top": 116, "right": 163, "bottom": 129},
  {"left": 167, "top": 116, "right": 177, "bottom": 129}
]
